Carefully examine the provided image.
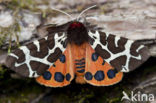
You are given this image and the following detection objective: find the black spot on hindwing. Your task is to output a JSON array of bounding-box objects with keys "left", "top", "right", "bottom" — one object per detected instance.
[
  {"left": 54, "top": 72, "right": 64, "bottom": 82},
  {"left": 107, "top": 69, "right": 117, "bottom": 79},
  {"left": 43, "top": 71, "right": 52, "bottom": 80},
  {"left": 59, "top": 54, "right": 66, "bottom": 63},
  {"left": 94, "top": 71, "right": 105, "bottom": 81},
  {"left": 66, "top": 73, "right": 71, "bottom": 81},
  {"left": 92, "top": 52, "right": 99, "bottom": 61},
  {"left": 85, "top": 72, "right": 93, "bottom": 80}
]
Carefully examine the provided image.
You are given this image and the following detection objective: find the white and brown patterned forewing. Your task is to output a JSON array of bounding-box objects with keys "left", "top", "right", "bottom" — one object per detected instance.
[
  {"left": 88, "top": 30, "right": 150, "bottom": 72},
  {"left": 6, "top": 33, "right": 67, "bottom": 77}
]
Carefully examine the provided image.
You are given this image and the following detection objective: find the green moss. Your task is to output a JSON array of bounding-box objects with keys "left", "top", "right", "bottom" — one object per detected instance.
[
  {"left": 0, "top": 0, "right": 37, "bottom": 52},
  {"left": 76, "top": 89, "right": 94, "bottom": 103},
  {"left": 7, "top": 0, "right": 35, "bottom": 10},
  {"left": 49, "top": 87, "right": 94, "bottom": 103},
  {"left": 0, "top": 77, "right": 43, "bottom": 103},
  {"left": 0, "top": 65, "right": 7, "bottom": 79},
  {"left": 0, "top": 0, "right": 62, "bottom": 52},
  {"left": 0, "top": 96, "right": 29, "bottom": 103},
  {"left": 0, "top": 21, "right": 21, "bottom": 52},
  {"left": 6, "top": 0, "right": 53, "bottom": 16}
]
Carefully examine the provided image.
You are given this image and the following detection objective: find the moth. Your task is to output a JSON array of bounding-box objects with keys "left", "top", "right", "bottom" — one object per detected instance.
[{"left": 6, "top": 6, "right": 150, "bottom": 87}]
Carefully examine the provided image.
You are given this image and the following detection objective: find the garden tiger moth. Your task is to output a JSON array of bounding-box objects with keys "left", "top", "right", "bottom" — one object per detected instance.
[{"left": 6, "top": 5, "right": 150, "bottom": 87}]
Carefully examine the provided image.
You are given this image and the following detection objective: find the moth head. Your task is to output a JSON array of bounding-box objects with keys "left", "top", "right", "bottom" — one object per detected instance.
[
  {"left": 66, "top": 21, "right": 88, "bottom": 45},
  {"left": 68, "top": 21, "right": 84, "bottom": 29}
]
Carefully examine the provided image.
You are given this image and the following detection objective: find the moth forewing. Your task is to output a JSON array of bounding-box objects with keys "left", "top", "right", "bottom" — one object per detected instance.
[{"left": 6, "top": 33, "right": 67, "bottom": 77}]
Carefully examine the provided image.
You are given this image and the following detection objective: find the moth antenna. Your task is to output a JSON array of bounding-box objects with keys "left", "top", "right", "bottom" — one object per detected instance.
[
  {"left": 51, "top": 8, "right": 74, "bottom": 20},
  {"left": 77, "top": 5, "right": 97, "bottom": 21}
]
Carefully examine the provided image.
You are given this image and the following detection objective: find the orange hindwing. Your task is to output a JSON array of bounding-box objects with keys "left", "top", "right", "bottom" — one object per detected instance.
[
  {"left": 36, "top": 44, "right": 74, "bottom": 87},
  {"left": 84, "top": 44, "right": 123, "bottom": 86}
]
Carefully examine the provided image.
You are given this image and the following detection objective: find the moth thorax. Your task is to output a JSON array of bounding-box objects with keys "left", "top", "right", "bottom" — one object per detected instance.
[{"left": 67, "top": 22, "right": 89, "bottom": 45}]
